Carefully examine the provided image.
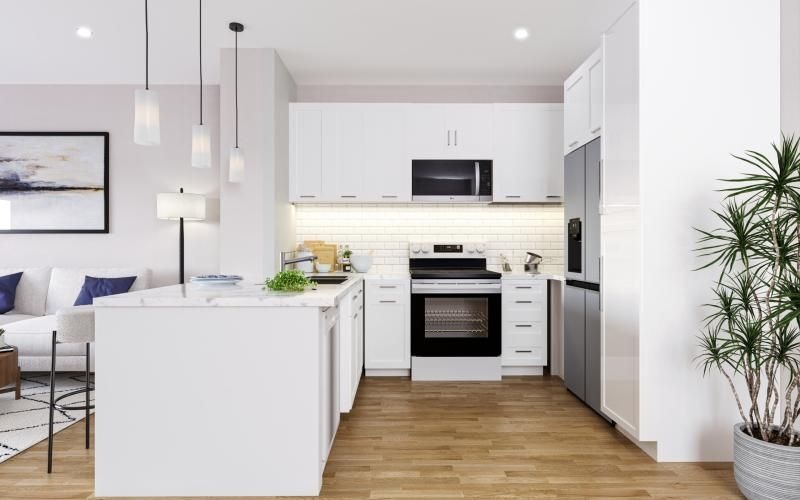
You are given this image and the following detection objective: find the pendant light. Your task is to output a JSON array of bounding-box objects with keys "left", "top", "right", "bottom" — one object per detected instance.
[
  {"left": 134, "top": 0, "right": 160, "bottom": 146},
  {"left": 228, "top": 22, "right": 245, "bottom": 183},
  {"left": 191, "top": 0, "right": 211, "bottom": 167}
]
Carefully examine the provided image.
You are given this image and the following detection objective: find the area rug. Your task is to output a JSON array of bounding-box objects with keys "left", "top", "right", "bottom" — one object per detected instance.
[{"left": 0, "top": 373, "right": 94, "bottom": 463}]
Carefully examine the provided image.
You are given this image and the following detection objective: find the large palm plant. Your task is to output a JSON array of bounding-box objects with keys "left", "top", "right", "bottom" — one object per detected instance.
[{"left": 696, "top": 135, "right": 800, "bottom": 446}]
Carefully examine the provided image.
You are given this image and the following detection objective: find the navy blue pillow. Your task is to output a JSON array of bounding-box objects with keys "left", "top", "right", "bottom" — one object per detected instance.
[
  {"left": 74, "top": 275, "right": 137, "bottom": 306},
  {"left": 0, "top": 272, "right": 23, "bottom": 314}
]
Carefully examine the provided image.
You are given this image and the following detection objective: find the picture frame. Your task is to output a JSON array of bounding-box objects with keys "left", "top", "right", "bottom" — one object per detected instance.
[{"left": 0, "top": 132, "right": 109, "bottom": 234}]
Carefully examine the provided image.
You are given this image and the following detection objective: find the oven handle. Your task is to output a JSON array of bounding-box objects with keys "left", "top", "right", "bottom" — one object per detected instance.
[{"left": 412, "top": 283, "right": 501, "bottom": 294}]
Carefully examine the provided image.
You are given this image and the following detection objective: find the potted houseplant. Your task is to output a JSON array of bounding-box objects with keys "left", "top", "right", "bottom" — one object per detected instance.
[{"left": 696, "top": 136, "right": 800, "bottom": 499}]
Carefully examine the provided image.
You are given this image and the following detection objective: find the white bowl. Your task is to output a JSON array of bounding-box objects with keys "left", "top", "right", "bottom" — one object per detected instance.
[
  {"left": 350, "top": 255, "right": 372, "bottom": 273},
  {"left": 316, "top": 263, "right": 332, "bottom": 273}
]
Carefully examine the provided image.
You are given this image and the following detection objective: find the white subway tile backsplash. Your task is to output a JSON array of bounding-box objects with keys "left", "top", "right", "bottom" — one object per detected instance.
[{"left": 295, "top": 203, "right": 565, "bottom": 274}]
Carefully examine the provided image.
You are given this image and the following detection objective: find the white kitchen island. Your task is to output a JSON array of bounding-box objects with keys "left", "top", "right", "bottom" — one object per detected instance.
[{"left": 92, "top": 276, "right": 363, "bottom": 498}]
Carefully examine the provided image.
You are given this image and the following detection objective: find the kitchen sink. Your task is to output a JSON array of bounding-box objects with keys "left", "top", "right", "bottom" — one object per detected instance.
[{"left": 307, "top": 276, "right": 350, "bottom": 285}]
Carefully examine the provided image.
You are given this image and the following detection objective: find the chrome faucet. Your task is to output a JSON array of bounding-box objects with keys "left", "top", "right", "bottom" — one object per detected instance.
[{"left": 279, "top": 251, "right": 318, "bottom": 272}]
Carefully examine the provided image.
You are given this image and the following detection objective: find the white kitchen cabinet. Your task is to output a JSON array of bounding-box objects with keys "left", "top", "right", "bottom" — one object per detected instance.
[
  {"left": 564, "top": 47, "right": 603, "bottom": 154},
  {"left": 333, "top": 109, "right": 365, "bottom": 201},
  {"left": 492, "top": 104, "right": 564, "bottom": 202},
  {"left": 364, "top": 105, "right": 410, "bottom": 201},
  {"left": 405, "top": 104, "right": 493, "bottom": 159},
  {"left": 339, "top": 282, "right": 364, "bottom": 413},
  {"left": 501, "top": 279, "right": 548, "bottom": 368},
  {"left": 320, "top": 306, "right": 340, "bottom": 464},
  {"left": 290, "top": 107, "right": 325, "bottom": 201},
  {"left": 364, "top": 278, "right": 410, "bottom": 373}
]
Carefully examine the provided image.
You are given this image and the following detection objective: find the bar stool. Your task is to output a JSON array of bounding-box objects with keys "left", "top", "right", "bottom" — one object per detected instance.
[{"left": 47, "top": 305, "right": 94, "bottom": 473}]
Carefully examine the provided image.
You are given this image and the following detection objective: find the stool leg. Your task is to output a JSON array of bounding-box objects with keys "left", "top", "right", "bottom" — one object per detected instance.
[
  {"left": 47, "top": 330, "right": 56, "bottom": 474},
  {"left": 85, "top": 342, "right": 90, "bottom": 449}
]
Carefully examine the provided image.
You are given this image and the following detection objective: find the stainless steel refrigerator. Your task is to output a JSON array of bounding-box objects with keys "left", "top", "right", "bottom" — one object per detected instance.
[{"left": 563, "top": 137, "right": 610, "bottom": 421}]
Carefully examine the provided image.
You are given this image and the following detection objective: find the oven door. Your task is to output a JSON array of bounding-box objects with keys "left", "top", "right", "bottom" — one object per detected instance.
[{"left": 411, "top": 287, "right": 501, "bottom": 357}]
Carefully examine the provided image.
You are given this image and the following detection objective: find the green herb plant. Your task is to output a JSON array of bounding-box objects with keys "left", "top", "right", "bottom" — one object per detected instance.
[{"left": 263, "top": 270, "right": 316, "bottom": 292}]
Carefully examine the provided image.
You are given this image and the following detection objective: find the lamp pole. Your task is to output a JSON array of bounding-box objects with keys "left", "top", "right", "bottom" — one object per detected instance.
[{"left": 179, "top": 187, "right": 185, "bottom": 284}]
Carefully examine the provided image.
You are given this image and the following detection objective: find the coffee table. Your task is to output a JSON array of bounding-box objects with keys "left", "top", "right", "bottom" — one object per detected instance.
[{"left": 0, "top": 346, "right": 21, "bottom": 400}]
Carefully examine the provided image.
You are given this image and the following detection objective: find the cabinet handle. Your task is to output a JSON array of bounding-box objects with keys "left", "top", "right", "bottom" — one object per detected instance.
[
  {"left": 568, "top": 140, "right": 579, "bottom": 148},
  {"left": 515, "top": 286, "right": 532, "bottom": 289},
  {"left": 454, "top": 130, "right": 458, "bottom": 146},
  {"left": 546, "top": 195, "right": 561, "bottom": 199},
  {"left": 379, "top": 285, "right": 397, "bottom": 289},
  {"left": 515, "top": 349, "right": 533, "bottom": 353},
  {"left": 515, "top": 300, "right": 532, "bottom": 304},
  {"left": 447, "top": 130, "right": 451, "bottom": 146},
  {"left": 379, "top": 300, "right": 397, "bottom": 303},
  {"left": 505, "top": 195, "right": 521, "bottom": 199},
  {"left": 599, "top": 256, "right": 603, "bottom": 313},
  {"left": 340, "top": 195, "right": 357, "bottom": 199},
  {"left": 299, "top": 195, "right": 316, "bottom": 198},
  {"left": 515, "top": 324, "right": 533, "bottom": 328},
  {"left": 591, "top": 126, "right": 601, "bottom": 134},
  {"left": 381, "top": 195, "right": 398, "bottom": 199},
  {"left": 352, "top": 294, "right": 359, "bottom": 301}
]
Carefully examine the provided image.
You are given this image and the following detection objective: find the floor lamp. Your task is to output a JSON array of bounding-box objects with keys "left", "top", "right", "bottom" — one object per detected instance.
[{"left": 157, "top": 188, "right": 206, "bottom": 284}]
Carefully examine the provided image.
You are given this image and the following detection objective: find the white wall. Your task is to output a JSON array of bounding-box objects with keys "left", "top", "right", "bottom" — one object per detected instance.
[
  {"left": 295, "top": 203, "right": 564, "bottom": 275},
  {"left": 296, "top": 85, "right": 563, "bottom": 103},
  {"left": 638, "top": 0, "right": 781, "bottom": 461},
  {"left": 0, "top": 84, "right": 220, "bottom": 287},
  {"left": 219, "top": 49, "right": 296, "bottom": 282}
]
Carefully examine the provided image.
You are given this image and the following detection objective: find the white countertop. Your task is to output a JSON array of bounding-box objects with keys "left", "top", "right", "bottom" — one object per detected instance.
[
  {"left": 94, "top": 275, "right": 364, "bottom": 308},
  {"left": 501, "top": 272, "right": 564, "bottom": 281}
]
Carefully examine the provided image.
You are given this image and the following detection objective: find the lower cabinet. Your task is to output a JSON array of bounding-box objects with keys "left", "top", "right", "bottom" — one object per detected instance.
[
  {"left": 319, "top": 306, "right": 340, "bottom": 468},
  {"left": 339, "top": 282, "right": 364, "bottom": 412},
  {"left": 364, "top": 278, "right": 410, "bottom": 373},
  {"left": 501, "top": 279, "right": 548, "bottom": 368}
]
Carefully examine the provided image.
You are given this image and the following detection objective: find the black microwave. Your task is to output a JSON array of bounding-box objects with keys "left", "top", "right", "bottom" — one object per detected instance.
[{"left": 411, "top": 160, "right": 492, "bottom": 202}]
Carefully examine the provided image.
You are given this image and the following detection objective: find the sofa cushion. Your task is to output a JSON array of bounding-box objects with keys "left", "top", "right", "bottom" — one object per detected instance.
[
  {"left": 0, "top": 313, "right": 36, "bottom": 327},
  {"left": 0, "top": 272, "right": 22, "bottom": 314},
  {"left": 0, "top": 267, "right": 51, "bottom": 316},
  {"left": 74, "top": 275, "right": 137, "bottom": 306},
  {"left": 46, "top": 268, "right": 151, "bottom": 314}
]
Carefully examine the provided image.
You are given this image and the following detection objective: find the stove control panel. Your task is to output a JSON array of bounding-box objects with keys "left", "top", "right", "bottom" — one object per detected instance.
[{"left": 410, "top": 242, "right": 486, "bottom": 257}]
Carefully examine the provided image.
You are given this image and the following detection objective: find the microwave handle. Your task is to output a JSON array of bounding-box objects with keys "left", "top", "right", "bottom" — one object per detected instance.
[{"left": 475, "top": 162, "right": 480, "bottom": 196}]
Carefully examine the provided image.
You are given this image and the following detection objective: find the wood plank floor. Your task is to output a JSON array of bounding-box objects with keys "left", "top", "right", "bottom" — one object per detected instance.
[{"left": 0, "top": 376, "right": 741, "bottom": 499}]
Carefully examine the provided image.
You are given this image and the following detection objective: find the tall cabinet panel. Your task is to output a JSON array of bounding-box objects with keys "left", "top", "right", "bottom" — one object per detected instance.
[
  {"left": 584, "top": 138, "right": 602, "bottom": 283},
  {"left": 564, "top": 286, "right": 586, "bottom": 399}
]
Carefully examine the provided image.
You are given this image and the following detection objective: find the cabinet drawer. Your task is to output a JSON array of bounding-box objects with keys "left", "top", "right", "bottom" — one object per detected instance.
[
  {"left": 504, "top": 302, "right": 545, "bottom": 322},
  {"left": 502, "top": 281, "right": 546, "bottom": 296},
  {"left": 365, "top": 280, "right": 408, "bottom": 305},
  {"left": 503, "top": 324, "right": 546, "bottom": 348},
  {"left": 502, "top": 346, "right": 546, "bottom": 366}
]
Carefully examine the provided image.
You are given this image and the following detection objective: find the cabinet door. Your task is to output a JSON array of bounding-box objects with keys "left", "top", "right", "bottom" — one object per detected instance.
[
  {"left": 364, "top": 106, "right": 410, "bottom": 201},
  {"left": 445, "top": 104, "right": 493, "bottom": 158},
  {"left": 564, "top": 73, "right": 589, "bottom": 154},
  {"left": 291, "top": 108, "right": 324, "bottom": 201},
  {"left": 493, "top": 104, "right": 564, "bottom": 203},
  {"left": 585, "top": 290, "right": 603, "bottom": 416},
  {"left": 365, "top": 280, "right": 410, "bottom": 370},
  {"left": 584, "top": 138, "right": 601, "bottom": 283},
  {"left": 334, "top": 109, "right": 365, "bottom": 201},
  {"left": 564, "top": 285, "right": 586, "bottom": 399},
  {"left": 588, "top": 52, "right": 603, "bottom": 139},
  {"left": 405, "top": 105, "right": 447, "bottom": 158}
]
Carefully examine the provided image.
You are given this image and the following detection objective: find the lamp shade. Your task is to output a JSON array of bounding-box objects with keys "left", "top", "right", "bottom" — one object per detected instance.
[
  {"left": 191, "top": 124, "right": 211, "bottom": 168},
  {"left": 134, "top": 89, "right": 161, "bottom": 145},
  {"left": 157, "top": 192, "right": 206, "bottom": 220},
  {"left": 228, "top": 146, "right": 244, "bottom": 183}
]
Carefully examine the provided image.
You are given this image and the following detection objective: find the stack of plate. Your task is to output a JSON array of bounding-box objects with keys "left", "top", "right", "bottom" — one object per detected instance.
[{"left": 189, "top": 274, "right": 244, "bottom": 286}]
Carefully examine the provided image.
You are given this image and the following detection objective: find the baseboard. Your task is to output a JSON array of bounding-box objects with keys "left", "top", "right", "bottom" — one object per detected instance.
[
  {"left": 365, "top": 369, "right": 410, "bottom": 377},
  {"left": 502, "top": 366, "right": 544, "bottom": 376}
]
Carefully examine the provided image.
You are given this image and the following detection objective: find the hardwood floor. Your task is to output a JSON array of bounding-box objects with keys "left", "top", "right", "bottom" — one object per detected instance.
[{"left": 0, "top": 376, "right": 741, "bottom": 499}]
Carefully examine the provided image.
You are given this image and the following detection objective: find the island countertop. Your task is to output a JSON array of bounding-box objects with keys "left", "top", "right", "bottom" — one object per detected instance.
[{"left": 94, "top": 274, "right": 364, "bottom": 308}]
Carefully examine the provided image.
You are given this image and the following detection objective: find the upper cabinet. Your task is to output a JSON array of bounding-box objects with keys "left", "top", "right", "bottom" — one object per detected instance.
[
  {"left": 564, "top": 47, "right": 603, "bottom": 155},
  {"left": 405, "top": 104, "right": 493, "bottom": 159},
  {"left": 492, "top": 104, "right": 564, "bottom": 202}
]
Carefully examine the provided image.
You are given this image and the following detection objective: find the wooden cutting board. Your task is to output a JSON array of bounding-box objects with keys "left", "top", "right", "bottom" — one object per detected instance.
[{"left": 308, "top": 243, "right": 338, "bottom": 272}]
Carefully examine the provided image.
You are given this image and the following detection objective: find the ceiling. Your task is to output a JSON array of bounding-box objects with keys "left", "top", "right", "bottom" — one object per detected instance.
[{"left": 0, "top": 0, "right": 633, "bottom": 86}]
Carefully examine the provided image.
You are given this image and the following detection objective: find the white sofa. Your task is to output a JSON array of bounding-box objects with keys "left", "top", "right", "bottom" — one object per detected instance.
[{"left": 0, "top": 267, "right": 151, "bottom": 372}]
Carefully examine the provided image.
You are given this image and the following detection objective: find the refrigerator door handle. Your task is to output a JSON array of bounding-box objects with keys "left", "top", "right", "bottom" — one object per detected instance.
[{"left": 599, "top": 256, "right": 603, "bottom": 312}]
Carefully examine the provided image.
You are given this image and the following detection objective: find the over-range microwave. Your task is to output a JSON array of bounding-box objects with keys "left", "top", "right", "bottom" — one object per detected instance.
[{"left": 411, "top": 160, "right": 492, "bottom": 202}]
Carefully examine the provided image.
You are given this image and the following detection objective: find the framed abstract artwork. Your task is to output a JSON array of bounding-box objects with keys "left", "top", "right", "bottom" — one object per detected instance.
[{"left": 0, "top": 132, "right": 109, "bottom": 233}]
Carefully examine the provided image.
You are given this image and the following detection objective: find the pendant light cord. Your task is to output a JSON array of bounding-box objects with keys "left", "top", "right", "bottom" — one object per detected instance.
[
  {"left": 199, "top": 0, "right": 203, "bottom": 125},
  {"left": 145, "top": 0, "right": 149, "bottom": 90},
  {"left": 234, "top": 29, "right": 239, "bottom": 148}
]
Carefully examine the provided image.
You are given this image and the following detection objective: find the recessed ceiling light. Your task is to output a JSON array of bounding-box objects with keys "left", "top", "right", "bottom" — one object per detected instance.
[
  {"left": 513, "top": 27, "right": 529, "bottom": 41},
  {"left": 76, "top": 26, "right": 93, "bottom": 39}
]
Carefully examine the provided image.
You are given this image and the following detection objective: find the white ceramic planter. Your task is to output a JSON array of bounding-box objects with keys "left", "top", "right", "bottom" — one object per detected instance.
[{"left": 733, "top": 423, "right": 800, "bottom": 499}]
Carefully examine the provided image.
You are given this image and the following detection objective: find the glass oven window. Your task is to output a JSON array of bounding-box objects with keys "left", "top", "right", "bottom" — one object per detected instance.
[{"left": 424, "top": 297, "right": 488, "bottom": 339}]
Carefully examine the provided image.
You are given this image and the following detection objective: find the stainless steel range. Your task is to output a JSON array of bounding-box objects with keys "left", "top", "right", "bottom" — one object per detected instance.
[{"left": 409, "top": 242, "right": 502, "bottom": 381}]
